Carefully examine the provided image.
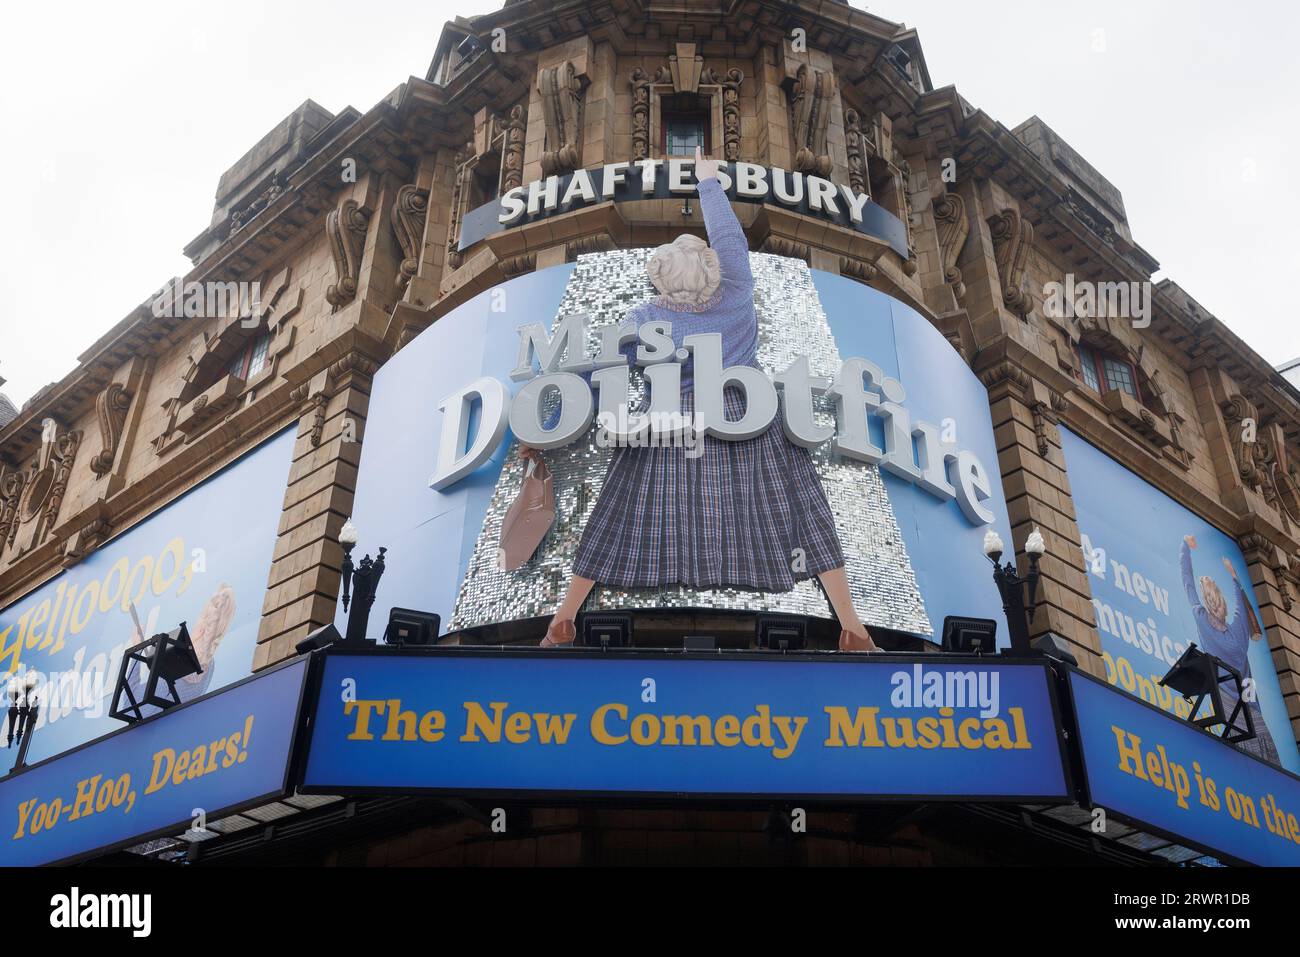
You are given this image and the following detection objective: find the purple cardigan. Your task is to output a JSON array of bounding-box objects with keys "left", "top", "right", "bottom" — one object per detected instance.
[
  {"left": 541, "top": 177, "right": 758, "bottom": 429},
  {"left": 626, "top": 176, "right": 760, "bottom": 395}
]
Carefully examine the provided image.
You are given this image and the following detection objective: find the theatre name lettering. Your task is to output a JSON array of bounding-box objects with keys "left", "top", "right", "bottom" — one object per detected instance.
[{"left": 457, "top": 159, "right": 911, "bottom": 258}]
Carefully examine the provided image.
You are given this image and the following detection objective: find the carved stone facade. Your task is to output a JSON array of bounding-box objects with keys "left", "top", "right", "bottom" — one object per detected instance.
[{"left": 3, "top": 0, "right": 1299, "bottom": 769}]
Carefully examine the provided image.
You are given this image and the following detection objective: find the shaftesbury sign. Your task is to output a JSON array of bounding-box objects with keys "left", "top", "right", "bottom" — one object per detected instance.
[{"left": 457, "top": 159, "right": 911, "bottom": 259}]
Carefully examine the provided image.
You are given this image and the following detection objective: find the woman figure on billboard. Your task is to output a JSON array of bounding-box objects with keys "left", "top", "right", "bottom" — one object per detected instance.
[
  {"left": 522, "top": 148, "right": 877, "bottom": 652},
  {"left": 1181, "top": 536, "right": 1279, "bottom": 763}
]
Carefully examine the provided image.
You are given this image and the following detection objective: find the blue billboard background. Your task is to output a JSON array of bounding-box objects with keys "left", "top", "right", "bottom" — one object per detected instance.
[
  {"left": 0, "top": 429, "right": 294, "bottom": 764},
  {"left": 0, "top": 658, "right": 307, "bottom": 867},
  {"left": 1061, "top": 427, "right": 1300, "bottom": 772},
  {"left": 304, "top": 653, "right": 1069, "bottom": 800},
  {"left": 1070, "top": 670, "right": 1300, "bottom": 866},
  {"left": 346, "top": 259, "right": 1014, "bottom": 641}
]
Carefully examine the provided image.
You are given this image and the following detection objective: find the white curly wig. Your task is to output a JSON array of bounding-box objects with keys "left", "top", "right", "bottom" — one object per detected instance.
[{"left": 646, "top": 234, "right": 722, "bottom": 306}]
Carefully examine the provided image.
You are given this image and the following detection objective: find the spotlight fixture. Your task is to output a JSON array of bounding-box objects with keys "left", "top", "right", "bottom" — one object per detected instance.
[
  {"left": 1029, "top": 632, "right": 1079, "bottom": 667},
  {"left": 940, "top": 616, "right": 998, "bottom": 656},
  {"left": 1160, "top": 643, "right": 1256, "bottom": 745},
  {"left": 579, "top": 613, "right": 633, "bottom": 650},
  {"left": 110, "top": 623, "right": 203, "bottom": 725},
  {"left": 384, "top": 608, "right": 441, "bottom": 647},
  {"left": 295, "top": 623, "right": 342, "bottom": 656},
  {"left": 756, "top": 614, "right": 808, "bottom": 651}
]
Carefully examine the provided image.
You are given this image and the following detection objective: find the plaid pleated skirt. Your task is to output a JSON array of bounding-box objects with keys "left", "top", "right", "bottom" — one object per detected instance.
[{"left": 573, "top": 388, "right": 845, "bottom": 590}]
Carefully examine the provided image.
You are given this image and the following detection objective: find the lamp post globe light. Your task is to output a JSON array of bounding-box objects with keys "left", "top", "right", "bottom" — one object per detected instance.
[
  {"left": 5, "top": 671, "right": 40, "bottom": 772},
  {"left": 338, "top": 518, "right": 387, "bottom": 647},
  {"left": 984, "top": 527, "right": 1046, "bottom": 657}
]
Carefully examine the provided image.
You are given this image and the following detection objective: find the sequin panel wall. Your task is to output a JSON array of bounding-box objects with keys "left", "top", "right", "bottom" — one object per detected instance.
[{"left": 449, "top": 251, "right": 932, "bottom": 635}]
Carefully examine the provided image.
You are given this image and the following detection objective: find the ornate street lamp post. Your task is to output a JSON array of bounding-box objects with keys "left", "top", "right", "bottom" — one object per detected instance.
[
  {"left": 983, "top": 527, "right": 1047, "bottom": 657},
  {"left": 339, "top": 518, "right": 387, "bottom": 647},
  {"left": 6, "top": 672, "right": 40, "bottom": 772}
]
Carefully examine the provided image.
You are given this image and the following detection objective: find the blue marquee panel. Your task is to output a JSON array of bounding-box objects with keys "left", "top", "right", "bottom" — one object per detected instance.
[{"left": 303, "top": 653, "right": 1069, "bottom": 801}]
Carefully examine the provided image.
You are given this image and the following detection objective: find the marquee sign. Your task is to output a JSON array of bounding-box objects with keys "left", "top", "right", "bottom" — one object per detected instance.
[
  {"left": 458, "top": 160, "right": 911, "bottom": 259},
  {"left": 302, "top": 651, "right": 1071, "bottom": 803},
  {"left": 0, "top": 657, "right": 308, "bottom": 867},
  {"left": 1068, "top": 669, "right": 1300, "bottom": 866}
]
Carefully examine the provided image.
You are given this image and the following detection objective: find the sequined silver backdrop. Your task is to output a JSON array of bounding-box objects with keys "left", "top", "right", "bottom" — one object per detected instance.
[{"left": 449, "top": 251, "right": 932, "bottom": 635}]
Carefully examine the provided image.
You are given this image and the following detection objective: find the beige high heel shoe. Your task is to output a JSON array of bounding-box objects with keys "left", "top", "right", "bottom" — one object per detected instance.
[{"left": 540, "top": 619, "right": 577, "bottom": 648}]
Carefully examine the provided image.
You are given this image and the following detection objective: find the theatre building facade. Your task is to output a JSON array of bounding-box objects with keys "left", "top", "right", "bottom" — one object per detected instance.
[{"left": 4, "top": 0, "right": 1300, "bottom": 867}]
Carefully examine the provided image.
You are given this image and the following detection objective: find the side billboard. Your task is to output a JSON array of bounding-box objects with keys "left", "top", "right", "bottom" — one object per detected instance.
[
  {"left": 1061, "top": 427, "right": 1300, "bottom": 772},
  {"left": 0, "top": 429, "right": 295, "bottom": 765}
]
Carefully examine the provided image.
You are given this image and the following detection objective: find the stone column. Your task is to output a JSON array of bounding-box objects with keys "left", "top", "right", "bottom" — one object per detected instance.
[{"left": 253, "top": 355, "right": 377, "bottom": 669}]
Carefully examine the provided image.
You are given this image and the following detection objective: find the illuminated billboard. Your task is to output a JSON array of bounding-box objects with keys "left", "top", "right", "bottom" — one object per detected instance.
[
  {"left": 0, "top": 429, "right": 295, "bottom": 764},
  {"left": 1062, "top": 427, "right": 1300, "bottom": 772},
  {"left": 347, "top": 249, "right": 1014, "bottom": 642}
]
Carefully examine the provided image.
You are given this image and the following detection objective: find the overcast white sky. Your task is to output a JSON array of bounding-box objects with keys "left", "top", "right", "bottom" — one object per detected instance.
[{"left": 1, "top": 0, "right": 1296, "bottom": 407}]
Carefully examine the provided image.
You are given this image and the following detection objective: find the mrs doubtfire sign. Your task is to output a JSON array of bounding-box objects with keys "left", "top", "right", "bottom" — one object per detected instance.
[{"left": 347, "top": 241, "right": 1015, "bottom": 643}]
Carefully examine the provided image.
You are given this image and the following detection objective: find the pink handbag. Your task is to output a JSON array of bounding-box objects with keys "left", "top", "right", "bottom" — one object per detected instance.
[{"left": 498, "top": 457, "right": 556, "bottom": 570}]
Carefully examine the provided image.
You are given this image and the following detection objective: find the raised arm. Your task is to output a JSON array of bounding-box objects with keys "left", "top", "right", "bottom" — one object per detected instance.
[
  {"left": 1180, "top": 538, "right": 1203, "bottom": 612},
  {"left": 695, "top": 150, "right": 753, "bottom": 298}
]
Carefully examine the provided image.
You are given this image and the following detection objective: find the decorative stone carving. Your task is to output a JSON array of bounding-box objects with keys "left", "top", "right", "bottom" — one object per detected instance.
[
  {"left": 988, "top": 208, "right": 1035, "bottom": 318},
  {"left": 761, "top": 236, "right": 810, "bottom": 263},
  {"left": 325, "top": 199, "right": 370, "bottom": 308},
  {"left": 499, "top": 253, "right": 537, "bottom": 279},
  {"left": 0, "top": 469, "right": 25, "bottom": 554},
  {"left": 328, "top": 353, "right": 380, "bottom": 384},
  {"left": 933, "top": 193, "right": 969, "bottom": 300},
  {"left": 1222, "top": 393, "right": 1300, "bottom": 526},
  {"left": 446, "top": 144, "right": 471, "bottom": 271},
  {"left": 702, "top": 67, "right": 745, "bottom": 162},
  {"left": 501, "top": 104, "right": 527, "bottom": 192},
  {"left": 392, "top": 185, "right": 430, "bottom": 293},
  {"left": 844, "top": 109, "right": 867, "bottom": 196},
  {"left": 61, "top": 518, "right": 112, "bottom": 570},
  {"left": 307, "top": 392, "right": 328, "bottom": 448},
  {"left": 630, "top": 68, "right": 656, "bottom": 163},
  {"left": 839, "top": 256, "right": 878, "bottom": 284},
  {"left": 1238, "top": 534, "right": 1294, "bottom": 613},
  {"left": 978, "top": 361, "right": 1031, "bottom": 395},
  {"left": 1029, "top": 392, "right": 1068, "bottom": 457},
  {"left": 89, "top": 383, "right": 133, "bottom": 478},
  {"left": 788, "top": 64, "right": 834, "bottom": 178},
  {"left": 669, "top": 43, "right": 704, "bottom": 93},
  {"left": 16, "top": 421, "right": 83, "bottom": 547},
  {"left": 566, "top": 234, "right": 616, "bottom": 262},
  {"left": 538, "top": 60, "right": 584, "bottom": 176},
  {"left": 229, "top": 173, "right": 287, "bottom": 236}
]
